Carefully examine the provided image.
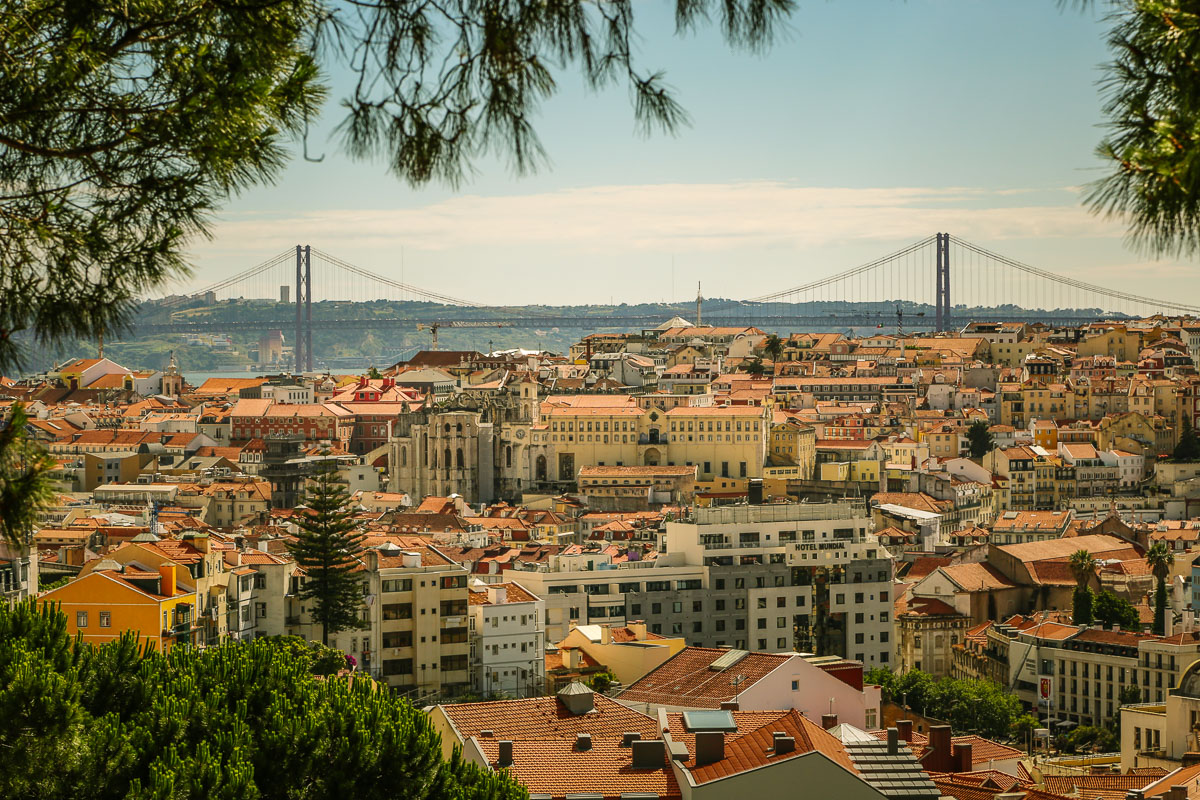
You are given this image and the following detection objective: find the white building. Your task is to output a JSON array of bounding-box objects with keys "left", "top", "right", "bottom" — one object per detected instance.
[{"left": 468, "top": 579, "right": 545, "bottom": 698}]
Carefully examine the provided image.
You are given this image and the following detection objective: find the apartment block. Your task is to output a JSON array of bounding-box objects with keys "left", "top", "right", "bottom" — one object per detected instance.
[{"left": 467, "top": 580, "right": 545, "bottom": 698}]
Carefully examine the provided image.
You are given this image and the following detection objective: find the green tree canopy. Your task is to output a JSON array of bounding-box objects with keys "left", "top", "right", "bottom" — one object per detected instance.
[
  {"left": 0, "top": 404, "right": 55, "bottom": 547},
  {"left": 1069, "top": 549, "right": 1097, "bottom": 626},
  {"left": 1174, "top": 418, "right": 1200, "bottom": 462},
  {"left": 0, "top": 0, "right": 793, "bottom": 373},
  {"left": 965, "top": 420, "right": 994, "bottom": 459},
  {"left": 1146, "top": 541, "right": 1175, "bottom": 636},
  {"left": 762, "top": 334, "right": 784, "bottom": 362},
  {"left": 1093, "top": 589, "right": 1141, "bottom": 631},
  {"left": 0, "top": 598, "right": 525, "bottom": 800},
  {"left": 1087, "top": 1, "right": 1200, "bottom": 258},
  {"left": 289, "top": 461, "right": 367, "bottom": 645},
  {"left": 866, "top": 668, "right": 1019, "bottom": 740}
]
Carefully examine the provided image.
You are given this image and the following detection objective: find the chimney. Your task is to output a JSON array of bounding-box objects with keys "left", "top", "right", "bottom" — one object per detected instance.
[
  {"left": 694, "top": 731, "right": 725, "bottom": 766},
  {"left": 628, "top": 620, "right": 647, "bottom": 640},
  {"left": 897, "top": 719, "right": 913, "bottom": 742},
  {"left": 719, "top": 701, "right": 739, "bottom": 711},
  {"left": 954, "top": 741, "right": 973, "bottom": 773},
  {"left": 772, "top": 732, "right": 795, "bottom": 755},
  {"left": 887, "top": 728, "right": 899, "bottom": 755},
  {"left": 497, "top": 740, "right": 513, "bottom": 767},
  {"left": 575, "top": 733, "right": 592, "bottom": 751},
  {"left": 600, "top": 624, "right": 612, "bottom": 645},
  {"left": 1168, "top": 787, "right": 1189, "bottom": 800},
  {"left": 924, "top": 725, "right": 953, "bottom": 773},
  {"left": 631, "top": 739, "right": 665, "bottom": 769},
  {"left": 821, "top": 714, "right": 838, "bottom": 730},
  {"left": 621, "top": 732, "right": 642, "bottom": 747},
  {"left": 401, "top": 551, "right": 421, "bottom": 568},
  {"left": 158, "top": 562, "right": 177, "bottom": 596}
]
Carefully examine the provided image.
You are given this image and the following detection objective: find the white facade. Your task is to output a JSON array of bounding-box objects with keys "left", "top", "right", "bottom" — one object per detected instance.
[{"left": 468, "top": 581, "right": 545, "bottom": 698}]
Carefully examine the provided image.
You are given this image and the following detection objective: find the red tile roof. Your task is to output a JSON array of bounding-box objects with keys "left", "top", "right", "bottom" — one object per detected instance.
[
  {"left": 618, "top": 647, "right": 793, "bottom": 708},
  {"left": 440, "top": 694, "right": 658, "bottom": 743},
  {"left": 473, "top": 736, "right": 681, "bottom": 800}
]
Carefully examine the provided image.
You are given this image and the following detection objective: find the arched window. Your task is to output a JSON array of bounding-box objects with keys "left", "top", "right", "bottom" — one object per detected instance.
[
  {"left": 400, "top": 447, "right": 407, "bottom": 467},
  {"left": 506, "top": 445, "right": 512, "bottom": 468},
  {"left": 456, "top": 423, "right": 463, "bottom": 434},
  {"left": 444, "top": 448, "right": 452, "bottom": 471},
  {"left": 456, "top": 448, "right": 464, "bottom": 468},
  {"left": 536, "top": 455, "right": 547, "bottom": 482},
  {"left": 444, "top": 423, "right": 450, "bottom": 433}
]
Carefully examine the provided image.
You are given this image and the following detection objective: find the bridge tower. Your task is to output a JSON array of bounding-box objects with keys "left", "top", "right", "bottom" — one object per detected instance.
[
  {"left": 294, "top": 245, "right": 313, "bottom": 373},
  {"left": 935, "top": 232, "right": 952, "bottom": 333}
]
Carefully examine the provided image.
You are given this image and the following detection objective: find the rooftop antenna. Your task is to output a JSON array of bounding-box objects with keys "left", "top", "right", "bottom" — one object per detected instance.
[{"left": 731, "top": 673, "right": 746, "bottom": 702}]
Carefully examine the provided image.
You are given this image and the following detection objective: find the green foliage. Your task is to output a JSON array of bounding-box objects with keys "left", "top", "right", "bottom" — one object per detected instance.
[
  {"left": 289, "top": 462, "right": 367, "bottom": 645},
  {"left": 1093, "top": 589, "right": 1141, "bottom": 631},
  {"left": 587, "top": 672, "right": 617, "bottom": 693},
  {"left": 0, "top": 0, "right": 326, "bottom": 374},
  {"left": 0, "top": 404, "right": 56, "bottom": 548},
  {"left": 263, "top": 636, "right": 348, "bottom": 676},
  {"left": 1146, "top": 541, "right": 1174, "bottom": 636},
  {"left": 1073, "top": 586, "right": 1094, "bottom": 626},
  {"left": 0, "top": 599, "right": 527, "bottom": 800},
  {"left": 966, "top": 420, "right": 994, "bottom": 459},
  {"left": 1056, "top": 724, "right": 1118, "bottom": 755},
  {"left": 368, "top": 367, "right": 382, "bottom": 380},
  {"left": 868, "top": 668, "right": 1020, "bottom": 740},
  {"left": 762, "top": 334, "right": 784, "bottom": 362},
  {"left": 1173, "top": 418, "right": 1200, "bottom": 462},
  {"left": 38, "top": 574, "right": 71, "bottom": 592},
  {"left": 739, "top": 358, "right": 767, "bottom": 376},
  {"left": 1, "top": 0, "right": 793, "bottom": 372},
  {"left": 1118, "top": 684, "right": 1143, "bottom": 706},
  {"left": 1087, "top": 0, "right": 1200, "bottom": 258},
  {"left": 1010, "top": 713, "right": 1040, "bottom": 744}
]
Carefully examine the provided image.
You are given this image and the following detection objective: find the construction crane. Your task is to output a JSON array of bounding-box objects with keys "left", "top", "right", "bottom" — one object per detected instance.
[{"left": 417, "top": 320, "right": 512, "bottom": 351}]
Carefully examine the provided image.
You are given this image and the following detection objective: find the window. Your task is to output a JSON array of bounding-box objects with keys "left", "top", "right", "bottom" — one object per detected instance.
[
  {"left": 382, "top": 631, "right": 413, "bottom": 648},
  {"left": 382, "top": 603, "right": 413, "bottom": 620},
  {"left": 757, "top": 618, "right": 767, "bottom": 629},
  {"left": 672, "top": 601, "right": 683, "bottom": 613},
  {"left": 652, "top": 603, "right": 662, "bottom": 615},
  {"left": 693, "top": 621, "right": 703, "bottom": 633},
  {"left": 715, "top": 600, "right": 725, "bottom": 611},
  {"left": 77, "top": 611, "right": 88, "bottom": 628},
  {"left": 381, "top": 579, "right": 413, "bottom": 593},
  {"left": 835, "top": 594, "right": 845, "bottom": 605},
  {"left": 777, "top": 617, "right": 786, "bottom": 628},
  {"left": 99, "top": 611, "right": 111, "bottom": 628},
  {"left": 757, "top": 597, "right": 767, "bottom": 609}
]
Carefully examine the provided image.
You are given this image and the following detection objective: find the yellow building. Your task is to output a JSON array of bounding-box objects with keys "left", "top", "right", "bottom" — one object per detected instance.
[
  {"left": 40, "top": 562, "right": 198, "bottom": 650},
  {"left": 555, "top": 622, "right": 685, "bottom": 686},
  {"left": 543, "top": 398, "right": 768, "bottom": 483},
  {"left": 768, "top": 417, "right": 816, "bottom": 478}
]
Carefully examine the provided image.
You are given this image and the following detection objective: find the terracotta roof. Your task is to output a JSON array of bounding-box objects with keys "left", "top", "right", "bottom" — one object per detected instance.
[
  {"left": 901, "top": 596, "right": 961, "bottom": 617},
  {"left": 618, "top": 647, "right": 792, "bottom": 708},
  {"left": 439, "top": 694, "right": 657, "bottom": 742},
  {"left": 675, "top": 709, "right": 858, "bottom": 784},
  {"left": 937, "top": 562, "right": 1018, "bottom": 592},
  {"left": 473, "top": 736, "right": 682, "bottom": 800},
  {"left": 868, "top": 731, "right": 1022, "bottom": 769},
  {"left": 1042, "top": 774, "right": 1159, "bottom": 796},
  {"left": 904, "top": 557, "right": 952, "bottom": 581}
]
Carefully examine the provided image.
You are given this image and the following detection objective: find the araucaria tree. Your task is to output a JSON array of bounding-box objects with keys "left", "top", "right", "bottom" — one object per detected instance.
[
  {"left": 290, "top": 462, "right": 366, "bottom": 645},
  {"left": 1069, "top": 549, "right": 1096, "bottom": 626},
  {"left": 1146, "top": 541, "right": 1175, "bottom": 636}
]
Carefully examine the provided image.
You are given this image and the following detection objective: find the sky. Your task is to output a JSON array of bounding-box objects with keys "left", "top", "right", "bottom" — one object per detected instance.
[{"left": 175, "top": 0, "right": 1195, "bottom": 307}]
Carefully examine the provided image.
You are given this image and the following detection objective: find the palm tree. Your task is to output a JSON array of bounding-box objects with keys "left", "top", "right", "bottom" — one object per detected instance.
[
  {"left": 1146, "top": 542, "right": 1175, "bottom": 635},
  {"left": 763, "top": 334, "right": 784, "bottom": 363},
  {"left": 1069, "top": 550, "right": 1096, "bottom": 625}
]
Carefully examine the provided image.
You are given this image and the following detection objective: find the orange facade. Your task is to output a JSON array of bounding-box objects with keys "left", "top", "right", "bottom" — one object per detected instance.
[{"left": 39, "top": 565, "right": 198, "bottom": 650}]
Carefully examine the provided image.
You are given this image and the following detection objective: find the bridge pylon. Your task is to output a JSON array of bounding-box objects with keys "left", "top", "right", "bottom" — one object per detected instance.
[
  {"left": 295, "top": 245, "right": 312, "bottom": 372},
  {"left": 935, "top": 232, "right": 951, "bottom": 333}
]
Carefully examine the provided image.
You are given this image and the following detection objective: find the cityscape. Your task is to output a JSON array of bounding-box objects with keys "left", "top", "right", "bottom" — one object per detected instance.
[{"left": 9, "top": 1, "right": 1200, "bottom": 800}]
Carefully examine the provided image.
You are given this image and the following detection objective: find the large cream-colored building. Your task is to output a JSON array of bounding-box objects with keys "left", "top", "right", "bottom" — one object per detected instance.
[{"left": 543, "top": 396, "right": 769, "bottom": 483}]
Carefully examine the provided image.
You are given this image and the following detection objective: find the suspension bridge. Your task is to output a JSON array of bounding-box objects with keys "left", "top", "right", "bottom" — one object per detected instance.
[{"left": 134, "top": 234, "right": 1200, "bottom": 370}]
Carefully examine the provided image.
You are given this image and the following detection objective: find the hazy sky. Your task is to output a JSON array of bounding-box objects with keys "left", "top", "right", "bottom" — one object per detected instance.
[{"left": 175, "top": 0, "right": 1196, "bottom": 307}]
